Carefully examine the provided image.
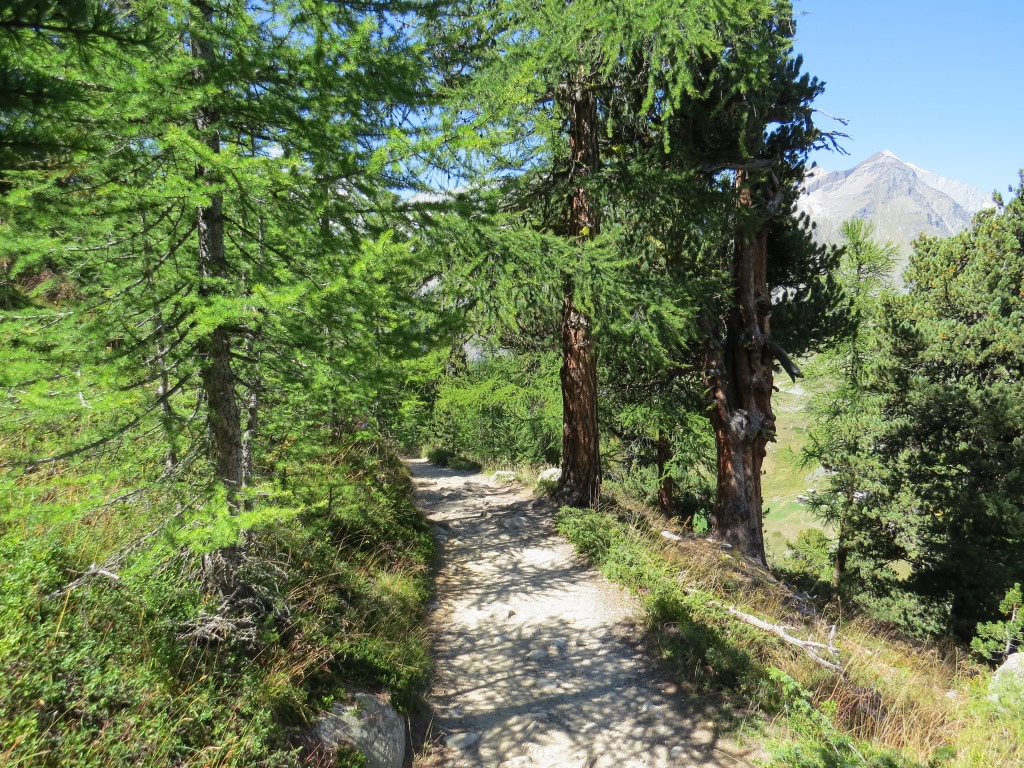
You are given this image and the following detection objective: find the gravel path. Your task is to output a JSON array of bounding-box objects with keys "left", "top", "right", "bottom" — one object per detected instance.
[{"left": 409, "top": 460, "right": 754, "bottom": 768}]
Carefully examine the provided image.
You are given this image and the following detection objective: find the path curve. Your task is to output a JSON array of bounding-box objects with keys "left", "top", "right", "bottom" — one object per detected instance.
[{"left": 409, "top": 460, "right": 751, "bottom": 768}]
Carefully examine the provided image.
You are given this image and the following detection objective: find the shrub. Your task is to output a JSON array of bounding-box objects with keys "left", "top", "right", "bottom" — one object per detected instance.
[{"left": 971, "top": 583, "right": 1023, "bottom": 664}]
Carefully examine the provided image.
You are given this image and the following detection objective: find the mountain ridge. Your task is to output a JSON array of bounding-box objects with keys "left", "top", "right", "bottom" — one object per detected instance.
[{"left": 797, "top": 151, "right": 994, "bottom": 270}]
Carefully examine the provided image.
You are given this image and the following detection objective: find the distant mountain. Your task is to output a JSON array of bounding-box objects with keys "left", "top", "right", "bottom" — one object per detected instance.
[{"left": 797, "top": 151, "right": 995, "bottom": 272}]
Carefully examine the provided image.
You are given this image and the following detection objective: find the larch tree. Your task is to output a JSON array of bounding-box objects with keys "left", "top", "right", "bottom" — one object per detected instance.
[
  {"left": 804, "top": 219, "right": 896, "bottom": 588},
  {"left": 1, "top": 0, "right": 444, "bottom": 625},
  {"left": 435, "top": 0, "right": 778, "bottom": 508}
]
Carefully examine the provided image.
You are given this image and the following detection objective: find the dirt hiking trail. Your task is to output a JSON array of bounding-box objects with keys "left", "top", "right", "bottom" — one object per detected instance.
[{"left": 408, "top": 459, "right": 758, "bottom": 768}]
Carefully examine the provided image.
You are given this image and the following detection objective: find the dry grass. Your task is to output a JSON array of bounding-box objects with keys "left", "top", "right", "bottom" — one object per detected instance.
[{"left": 562, "top": 495, "right": 1023, "bottom": 768}]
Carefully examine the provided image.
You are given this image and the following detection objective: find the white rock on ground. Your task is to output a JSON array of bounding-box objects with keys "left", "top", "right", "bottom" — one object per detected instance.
[
  {"left": 536, "top": 467, "right": 561, "bottom": 484},
  {"left": 989, "top": 652, "right": 1024, "bottom": 703},
  {"left": 407, "top": 458, "right": 758, "bottom": 767},
  {"left": 313, "top": 692, "right": 405, "bottom": 768}
]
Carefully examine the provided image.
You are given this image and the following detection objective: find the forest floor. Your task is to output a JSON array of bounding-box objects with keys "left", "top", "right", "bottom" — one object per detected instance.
[{"left": 408, "top": 459, "right": 762, "bottom": 768}]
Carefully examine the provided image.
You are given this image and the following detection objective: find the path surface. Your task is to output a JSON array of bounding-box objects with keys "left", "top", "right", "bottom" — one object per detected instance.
[{"left": 408, "top": 460, "right": 752, "bottom": 768}]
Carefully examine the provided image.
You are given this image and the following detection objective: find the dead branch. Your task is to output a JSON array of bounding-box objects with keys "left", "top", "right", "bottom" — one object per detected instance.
[
  {"left": 722, "top": 604, "right": 842, "bottom": 672},
  {"left": 768, "top": 340, "right": 804, "bottom": 382},
  {"left": 684, "top": 586, "right": 842, "bottom": 672},
  {"left": 47, "top": 563, "right": 121, "bottom": 599}
]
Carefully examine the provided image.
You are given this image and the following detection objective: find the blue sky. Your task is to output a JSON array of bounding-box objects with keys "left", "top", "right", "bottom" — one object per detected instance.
[{"left": 793, "top": 1, "right": 1023, "bottom": 195}]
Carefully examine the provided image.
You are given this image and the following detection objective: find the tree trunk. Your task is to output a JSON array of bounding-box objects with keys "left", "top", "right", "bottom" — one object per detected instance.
[
  {"left": 557, "top": 69, "right": 601, "bottom": 508},
  {"left": 702, "top": 174, "right": 774, "bottom": 567},
  {"left": 832, "top": 537, "right": 848, "bottom": 589},
  {"left": 832, "top": 506, "right": 848, "bottom": 588},
  {"left": 656, "top": 429, "right": 674, "bottom": 518},
  {"left": 191, "top": 1, "right": 247, "bottom": 597}
]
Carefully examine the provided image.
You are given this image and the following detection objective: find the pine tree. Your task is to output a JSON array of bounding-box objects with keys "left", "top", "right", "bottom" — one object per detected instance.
[
  {"left": 853, "top": 185, "right": 1024, "bottom": 639},
  {"left": 804, "top": 219, "right": 897, "bottom": 588},
  {"left": 434, "top": 0, "right": 781, "bottom": 507},
  {"left": 654, "top": 5, "right": 844, "bottom": 565}
]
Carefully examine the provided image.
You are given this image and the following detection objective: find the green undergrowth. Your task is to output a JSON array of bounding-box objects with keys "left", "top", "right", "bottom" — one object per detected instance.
[
  {"left": 423, "top": 446, "right": 483, "bottom": 472},
  {"left": 555, "top": 505, "right": 1022, "bottom": 768},
  {"left": 0, "top": 441, "right": 433, "bottom": 767}
]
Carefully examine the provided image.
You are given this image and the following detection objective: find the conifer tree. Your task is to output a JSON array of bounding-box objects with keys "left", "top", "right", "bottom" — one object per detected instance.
[
  {"left": 1, "top": 0, "right": 444, "bottom": 624},
  {"left": 436, "top": 0, "right": 780, "bottom": 507},
  {"left": 0, "top": 0, "right": 159, "bottom": 170},
  {"left": 805, "top": 219, "right": 896, "bottom": 588},
  {"left": 653, "top": 5, "right": 844, "bottom": 565},
  {"left": 846, "top": 186, "right": 1024, "bottom": 639}
]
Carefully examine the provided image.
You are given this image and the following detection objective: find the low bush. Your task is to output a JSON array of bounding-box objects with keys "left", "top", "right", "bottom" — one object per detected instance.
[
  {"left": 0, "top": 441, "right": 433, "bottom": 767},
  {"left": 423, "top": 447, "right": 482, "bottom": 472}
]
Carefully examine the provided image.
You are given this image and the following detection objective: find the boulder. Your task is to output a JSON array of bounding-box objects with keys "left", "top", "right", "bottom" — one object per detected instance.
[
  {"left": 989, "top": 652, "right": 1024, "bottom": 704},
  {"left": 313, "top": 692, "right": 406, "bottom": 768},
  {"left": 536, "top": 467, "right": 562, "bottom": 484}
]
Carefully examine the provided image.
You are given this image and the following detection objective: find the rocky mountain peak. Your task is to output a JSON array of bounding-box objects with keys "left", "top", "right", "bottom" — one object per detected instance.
[{"left": 798, "top": 151, "right": 995, "bottom": 271}]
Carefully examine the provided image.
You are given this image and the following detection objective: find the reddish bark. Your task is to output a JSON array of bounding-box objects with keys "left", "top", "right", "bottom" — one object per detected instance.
[
  {"left": 557, "top": 71, "right": 601, "bottom": 507},
  {"left": 702, "top": 175, "right": 775, "bottom": 566}
]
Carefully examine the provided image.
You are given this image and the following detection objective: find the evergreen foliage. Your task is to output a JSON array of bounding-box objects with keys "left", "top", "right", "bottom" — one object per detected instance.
[
  {"left": 807, "top": 187, "right": 1024, "bottom": 643},
  {"left": 805, "top": 219, "right": 898, "bottom": 590},
  {"left": 4, "top": 1, "right": 1023, "bottom": 764}
]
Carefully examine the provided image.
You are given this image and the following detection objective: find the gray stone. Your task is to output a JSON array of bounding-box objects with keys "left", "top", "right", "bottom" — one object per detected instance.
[
  {"left": 527, "top": 648, "right": 548, "bottom": 661},
  {"left": 989, "top": 652, "right": 1024, "bottom": 702},
  {"left": 313, "top": 692, "right": 405, "bottom": 768},
  {"left": 446, "top": 731, "right": 480, "bottom": 750},
  {"left": 536, "top": 467, "right": 562, "bottom": 484}
]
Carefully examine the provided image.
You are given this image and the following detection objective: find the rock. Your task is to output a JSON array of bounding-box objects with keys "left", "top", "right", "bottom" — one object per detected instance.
[
  {"left": 446, "top": 731, "right": 480, "bottom": 751},
  {"left": 502, "top": 516, "right": 527, "bottom": 530},
  {"left": 989, "top": 652, "right": 1024, "bottom": 702},
  {"left": 313, "top": 692, "right": 405, "bottom": 768},
  {"left": 536, "top": 467, "right": 561, "bottom": 484},
  {"left": 527, "top": 648, "right": 548, "bottom": 661},
  {"left": 491, "top": 470, "right": 517, "bottom": 484},
  {"left": 670, "top": 745, "right": 685, "bottom": 759}
]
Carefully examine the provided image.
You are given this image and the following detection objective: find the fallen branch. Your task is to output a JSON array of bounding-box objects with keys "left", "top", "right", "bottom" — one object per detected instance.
[
  {"left": 722, "top": 604, "right": 842, "bottom": 672},
  {"left": 47, "top": 564, "right": 121, "bottom": 599},
  {"left": 684, "top": 586, "right": 842, "bottom": 672}
]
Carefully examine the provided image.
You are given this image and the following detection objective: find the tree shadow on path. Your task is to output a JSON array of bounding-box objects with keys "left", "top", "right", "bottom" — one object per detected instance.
[{"left": 407, "top": 460, "right": 760, "bottom": 768}]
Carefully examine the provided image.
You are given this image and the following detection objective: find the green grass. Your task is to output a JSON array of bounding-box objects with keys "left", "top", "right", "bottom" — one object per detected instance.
[
  {"left": 555, "top": 502, "right": 1022, "bottom": 767},
  {"left": 763, "top": 376, "right": 831, "bottom": 560},
  {"left": 0, "top": 441, "right": 434, "bottom": 767}
]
